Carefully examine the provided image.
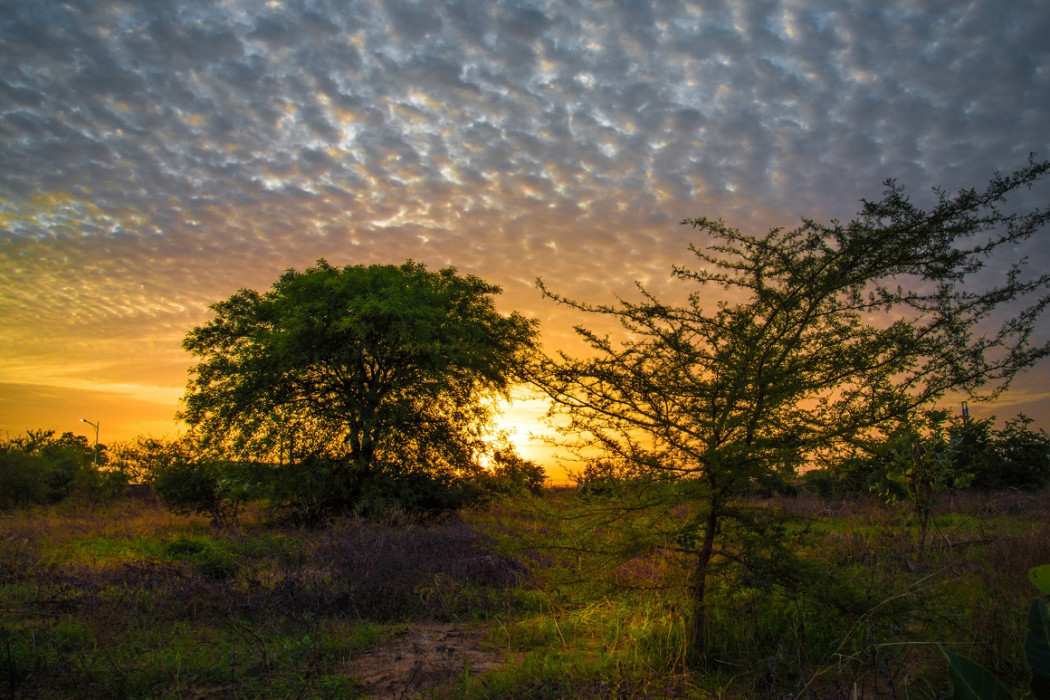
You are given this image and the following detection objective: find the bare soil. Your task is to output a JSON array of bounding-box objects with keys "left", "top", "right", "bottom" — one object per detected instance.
[{"left": 345, "top": 622, "right": 517, "bottom": 699}]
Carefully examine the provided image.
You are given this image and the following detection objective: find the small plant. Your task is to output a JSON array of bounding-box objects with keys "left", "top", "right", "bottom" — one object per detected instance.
[
  {"left": 163, "top": 535, "right": 241, "bottom": 580},
  {"left": 877, "top": 410, "right": 972, "bottom": 560},
  {"left": 939, "top": 564, "right": 1050, "bottom": 699}
]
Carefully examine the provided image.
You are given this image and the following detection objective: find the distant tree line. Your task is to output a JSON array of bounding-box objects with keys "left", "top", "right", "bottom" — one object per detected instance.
[
  {"left": 0, "top": 430, "right": 546, "bottom": 520},
  {"left": 807, "top": 412, "right": 1050, "bottom": 498},
  {"left": 4, "top": 409, "right": 1044, "bottom": 517},
  {"left": 0, "top": 430, "right": 125, "bottom": 509}
]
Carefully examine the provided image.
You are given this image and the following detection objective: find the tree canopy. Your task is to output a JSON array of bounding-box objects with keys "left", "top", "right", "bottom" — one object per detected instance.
[
  {"left": 180, "top": 260, "right": 539, "bottom": 512},
  {"left": 533, "top": 158, "right": 1050, "bottom": 661}
]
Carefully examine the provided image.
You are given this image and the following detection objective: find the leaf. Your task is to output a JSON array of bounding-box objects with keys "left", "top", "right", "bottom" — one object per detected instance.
[
  {"left": 1027, "top": 599, "right": 1050, "bottom": 700},
  {"left": 937, "top": 644, "right": 1014, "bottom": 700},
  {"left": 1030, "top": 566, "right": 1050, "bottom": 595}
]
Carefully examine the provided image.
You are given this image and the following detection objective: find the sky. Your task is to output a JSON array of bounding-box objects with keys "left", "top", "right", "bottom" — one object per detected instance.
[{"left": 2, "top": 0, "right": 1050, "bottom": 477}]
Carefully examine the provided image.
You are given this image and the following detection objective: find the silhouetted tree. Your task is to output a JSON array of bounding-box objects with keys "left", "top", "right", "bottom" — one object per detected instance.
[
  {"left": 964, "top": 414, "right": 1050, "bottom": 491},
  {"left": 533, "top": 158, "right": 1050, "bottom": 663},
  {"left": 181, "top": 260, "right": 539, "bottom": 516}
]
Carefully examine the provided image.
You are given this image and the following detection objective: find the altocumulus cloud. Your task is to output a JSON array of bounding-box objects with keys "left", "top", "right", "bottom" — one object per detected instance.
[{"left": 1, "top": 0, "right": 1049, "bottom": 440}]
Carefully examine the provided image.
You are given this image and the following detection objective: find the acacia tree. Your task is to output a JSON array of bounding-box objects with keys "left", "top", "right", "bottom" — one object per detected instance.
[
  {"left": 181, "top": 259, "right": 539, "bottom": 514},
  {"left": 533, "top": 159, "right": 1050, "bottom": 663}
]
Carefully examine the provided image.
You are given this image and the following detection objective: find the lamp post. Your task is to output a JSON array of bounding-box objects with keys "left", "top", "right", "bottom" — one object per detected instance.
[{"left": 80, "top": 418, "right": 99, "bottom": 466}]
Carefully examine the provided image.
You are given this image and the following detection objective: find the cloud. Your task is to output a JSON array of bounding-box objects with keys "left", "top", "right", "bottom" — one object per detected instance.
[{"left": 1, "top": 0, "right": 1049, "bottom": 442}]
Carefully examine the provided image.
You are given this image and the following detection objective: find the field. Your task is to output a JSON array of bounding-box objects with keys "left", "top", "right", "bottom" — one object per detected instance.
[{"left": 1, "top": 487, "right": 1048, "bottom": 699}]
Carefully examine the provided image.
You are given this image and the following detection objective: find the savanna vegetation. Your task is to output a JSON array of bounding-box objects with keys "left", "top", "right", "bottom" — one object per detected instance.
[
  {"left": 3, "top": 161, "right": 1050, "bottom": 698},
  {"left": 1, "top": 475, "right": 1048, "bottom": 698}
]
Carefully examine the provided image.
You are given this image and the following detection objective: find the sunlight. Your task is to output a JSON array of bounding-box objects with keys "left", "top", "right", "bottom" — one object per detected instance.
[{"left": 491, "top": 395, "right": 569, "bottom": 482}]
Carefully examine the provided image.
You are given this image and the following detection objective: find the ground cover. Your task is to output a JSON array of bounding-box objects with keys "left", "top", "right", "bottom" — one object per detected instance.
[{"left": 1, "top": 488, "right": 1047, "bottom": 698}]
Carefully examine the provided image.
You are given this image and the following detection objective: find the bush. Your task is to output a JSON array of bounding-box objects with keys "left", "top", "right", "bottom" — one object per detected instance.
[
  {"left": 163, "top": 535, "right": 240, "bottom": 580},
  {"left": 573, "top": 460, "right": 635, "bottom": 495},
  {"left": 0, "top": 448, "right": 50, "bottom": 509},
  {"left": 0, "top": 430, "right": 123, "bottom": 509},
  {"left": 814, "top": 413, "right": 1050, "bottom": 499},
  {"left": 971, "top": 415, "right": 1050, "bottom": 492},
  {"left": 475, "top": 449, "right": 547, "bottom": 497},
  {"left": 265, "top": 455, "right": 485, "bottom": 523},
  {"left": 150, "top": 456, "right": 253, "bottom": 526}
]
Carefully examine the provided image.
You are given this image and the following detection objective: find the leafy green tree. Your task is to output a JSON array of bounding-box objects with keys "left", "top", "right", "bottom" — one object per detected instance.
[
  {"left": 946, "top": 413, "right": 1050, "bottom": 492},
  {"left": 533, "top": 159, "right": 1050, "bottom": 663},
  {"left": 181, "top": 259, "right": 539, "bottom": 516}
]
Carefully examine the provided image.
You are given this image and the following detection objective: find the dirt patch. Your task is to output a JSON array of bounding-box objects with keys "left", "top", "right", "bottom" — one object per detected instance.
[{"left": 346, "top": 623, "right": 516, "bottom": 699}]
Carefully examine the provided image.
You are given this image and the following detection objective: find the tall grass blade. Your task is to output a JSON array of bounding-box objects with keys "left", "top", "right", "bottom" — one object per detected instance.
[{"left": 937, "top": 644, "right": 1014, "bottom": 700}]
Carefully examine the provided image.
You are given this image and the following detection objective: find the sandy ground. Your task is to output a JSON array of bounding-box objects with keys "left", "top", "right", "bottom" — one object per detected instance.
[{"left": 345, "top": 622, "right": 517, "bottom": 699}]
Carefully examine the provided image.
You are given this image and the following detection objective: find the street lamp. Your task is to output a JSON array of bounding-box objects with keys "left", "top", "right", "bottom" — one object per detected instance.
[{"left": 80, "top": 418, "right": 99, "bottom": 466}]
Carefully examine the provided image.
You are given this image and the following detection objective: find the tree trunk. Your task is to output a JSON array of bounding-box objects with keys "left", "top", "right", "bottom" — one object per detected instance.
[
  {"left": 687, "top": 502, "right": 720, "bottom": 666},
  {"left": 916, "top": 509, "right": 929, "bottom": 561}
]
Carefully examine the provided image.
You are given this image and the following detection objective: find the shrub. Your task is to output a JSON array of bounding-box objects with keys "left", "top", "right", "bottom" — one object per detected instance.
[
  {"left": 163, "top": 536, "right": 240, "bottom": 580},
  {"left": 0, "top": 430, "right": 124, "bottom": 509},
  {"left": 264, "top": 454, "right": 501, "bottom": 523},
  {"left": 815, "top": 413, "right": 1050, "bottom": 499},
  {"left": 0, "top": 447, "right": 50, "bottom": 509},
  {"left": 972, "top": 415, "right": 1050, "bottom": 492},
  {"left": 475, "top": 449, "right": 547, "bottom": 497},
  {"left": 150, "top": 455, "right": 254, "bottom": 525}
]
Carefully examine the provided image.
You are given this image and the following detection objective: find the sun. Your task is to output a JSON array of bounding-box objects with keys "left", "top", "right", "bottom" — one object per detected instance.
[{"left": 489, "top": 396, "right": 569, "bottom": 482}]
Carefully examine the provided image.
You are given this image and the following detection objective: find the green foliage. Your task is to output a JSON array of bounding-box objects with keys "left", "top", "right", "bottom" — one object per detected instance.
[
  {"left": 109, "top": 436, "right": 182, "bottom": 484},
  {"left": 133, "top": 435, "right": 254, "bottom": 524},
  {"left": 875, "top": 410, "right": 971, "bottom": 559},
  {"left": 572, "top": 460, "right": 645, "bottom": 496},
  {"left": 975, "top": 415, "right": 1050, "bottom": 492},
  {"left": 164, "top": 535, "right": 240, "bottom": 580},
  {"left": 0, "top": 430, "right": 124, "bottom": 509},
  {"left": 939, "top": 565, "right": 1050, "bottom": 700},
  {"left": 821, "top": 412, "right": 1050, "bottom": 498},
  {"left": 180, "top": 259, "right": 539, "bottom": 518},
  {"left": 1028, "top": 598, "right": 1050, "bottom": 700},
  {"left": 946, "top": 414, "right": 1050, "bottom": 492},
  {"left": 532, "top": 160, "right": 1050, "bottom": 661},
  {"left": 150, "top": 454, "right": 254, "bottom": 526},
  {"left": 476, "top": 449, "right": 547, "bottom": 497},
  {"left": 938, "top": 645, "right": 1015, "bottom": 700},
  {"left": 133, "top": 433, "right": 529, "bottom": 524},
  {"left": 0, "top": 447, "right": 49, "bottom": 509},
  {"left": 263, "top": 453, "right": 486, "bottom": 522},
  {"left": 1032, "top": 566, "right": 1050, "bottom": 595}
]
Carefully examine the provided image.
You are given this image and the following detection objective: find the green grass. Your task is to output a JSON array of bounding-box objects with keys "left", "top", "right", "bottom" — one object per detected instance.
[{"left": 1, "top": 490, "right": 1048, "bottom": 698}]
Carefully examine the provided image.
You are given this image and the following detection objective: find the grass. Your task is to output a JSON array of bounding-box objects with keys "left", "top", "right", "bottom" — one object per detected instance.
[{"left": 1, "top": 488, "right": 1048, "bottom": 698}]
